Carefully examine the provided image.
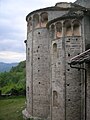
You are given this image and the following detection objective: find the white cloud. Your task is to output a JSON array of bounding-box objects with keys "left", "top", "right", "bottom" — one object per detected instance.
[{"left": 0, "top": 51, "right": 26, "bottom": 63}]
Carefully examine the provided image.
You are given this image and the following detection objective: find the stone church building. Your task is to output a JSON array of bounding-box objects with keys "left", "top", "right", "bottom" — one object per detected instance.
[{"left": 23, "top": 0, "right": 90, "bottom": 120}]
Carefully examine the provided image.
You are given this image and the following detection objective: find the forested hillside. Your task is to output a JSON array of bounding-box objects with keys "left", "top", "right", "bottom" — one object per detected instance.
[{"left": 0, "top": 61, "right": 26, "bottom": 95}]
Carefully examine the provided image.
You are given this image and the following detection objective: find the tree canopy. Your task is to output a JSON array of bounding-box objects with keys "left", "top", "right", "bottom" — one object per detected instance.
[{"left": 0, "top": 61, "right": 26, "bottom": 95}]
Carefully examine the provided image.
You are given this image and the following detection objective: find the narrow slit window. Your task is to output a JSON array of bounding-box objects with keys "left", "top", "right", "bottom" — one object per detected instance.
[
  {"left": 53, "top": 43, "right": 57, "bottom": 58},
  {"left": 53, "top": 91, "right": 58, "bottom": 107}
]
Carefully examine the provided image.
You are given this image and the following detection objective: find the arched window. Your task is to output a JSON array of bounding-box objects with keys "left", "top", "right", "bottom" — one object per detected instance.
[
  {"left": 33, "top": 14, "right": 39, "bottom": 28},
  {"left": 56, "top": 22, "right": 62, "bottom": 38},
  {"left": 53, "top": 43, "right": 57, "bottom": 58},
  {"left": 73, "top": 20, "right": 81, "bottom": 36},
  {"left": 64, "top": 20, "right": 72, "bottom": 36},
  {"left": 53, "top": 91, "right": 58, "bottom": 107},
  {"left": 40, "top": 12, "right": 48, "bottom": 27},
  {"left": 50, "top": 24, "right": 55, "bottom": 38}
]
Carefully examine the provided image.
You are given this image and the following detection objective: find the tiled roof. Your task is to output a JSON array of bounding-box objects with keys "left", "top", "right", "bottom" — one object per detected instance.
[{"left": 70, "top": 49, "right": 90, "bottom": 65}]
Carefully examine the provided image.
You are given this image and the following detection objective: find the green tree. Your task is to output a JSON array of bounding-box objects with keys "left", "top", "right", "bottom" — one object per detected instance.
[{"left": 0, "top": 61, "right": 26, "bottom": 95}]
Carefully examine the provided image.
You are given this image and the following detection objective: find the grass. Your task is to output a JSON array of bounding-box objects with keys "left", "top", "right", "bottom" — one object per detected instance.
[{"left": 0, "top": 96, "right": 25, "bottom": 120}]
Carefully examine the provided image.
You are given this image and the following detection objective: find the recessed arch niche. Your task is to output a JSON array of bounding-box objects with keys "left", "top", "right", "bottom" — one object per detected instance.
[
  {"left": 50, "top": 24, "right": 55, "bottom": 38},
  {"left": 64, "top": 20, "right": 72, "bottom": 36},
  {"left": 40, "top": 12, "right": 48, "bottom": 27},
  {"left": 28, "top": 17, "right": 32, "bottom": 31},
  {"left": 73, "top": 20, "right": 81, "bottom": 36},
  {"left": 33, "top": 14, "right": 39, "bottom": 28},
  {"left": 56, "top": 22, "right": 62, "bottom": 38}
]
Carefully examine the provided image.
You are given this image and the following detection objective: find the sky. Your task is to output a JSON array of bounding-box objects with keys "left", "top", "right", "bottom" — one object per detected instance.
[{"left": 0, "top": 0, "right": 75, "bottom": 63}]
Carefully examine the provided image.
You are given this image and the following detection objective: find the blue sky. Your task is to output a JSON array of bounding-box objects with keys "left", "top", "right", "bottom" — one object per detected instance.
[{"left": 0, "top": 0, "right": 75, "bottom": 63}]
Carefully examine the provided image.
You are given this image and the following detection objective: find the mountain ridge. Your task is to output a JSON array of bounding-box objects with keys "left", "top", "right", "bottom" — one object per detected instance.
[{"left": 0, "top": 62, "right": 18, "bottom": 72}]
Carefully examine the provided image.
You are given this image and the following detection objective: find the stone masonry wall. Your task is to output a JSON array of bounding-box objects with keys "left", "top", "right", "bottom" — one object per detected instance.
[
  {"left": 26, "top": 31, "right": 33, "bottom": 115},
  {"left": 32, "top": 28, "right": 50, "bottom": 118},
  {"left": 51, "top": 38, "right": 65, "bottom": 120},
  {"left": 65, "top": 36, "right": 83, "bottom": 120},
  {"left": 86, "top": 64, "right": 90, "bottom": 120},
  {"left": 83, "top": 16, "right": 90, "bottom": 49}
]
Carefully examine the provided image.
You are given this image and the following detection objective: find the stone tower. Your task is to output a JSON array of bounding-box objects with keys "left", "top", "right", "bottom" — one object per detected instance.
[
  {"left": 23, "top": 1, "right": 90, "bottom": 120},
  {"left": 25, "top": 11, "right": 50, "bottom": 119}
]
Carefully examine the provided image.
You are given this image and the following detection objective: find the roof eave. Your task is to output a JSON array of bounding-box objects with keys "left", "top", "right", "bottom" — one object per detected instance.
[{"left": 70, "top": 49, "right": 90, "bottom": 65}]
